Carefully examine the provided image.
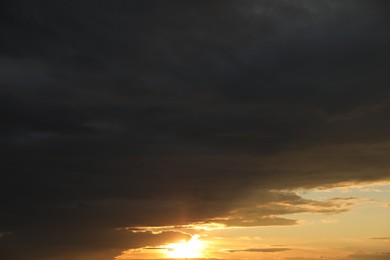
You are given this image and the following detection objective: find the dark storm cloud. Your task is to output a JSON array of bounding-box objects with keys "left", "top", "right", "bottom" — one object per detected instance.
[
  {"left": 1, "top": 0, "right": 390, "bottom": 259},
  {"left": 0, "top": 229, "right": 189, "bottom": 260},
  {"left": 128, "top": 189, "right": 355, "bottom": 230},
  {"left": 215, "top": 190, "right": 353, "bottom": 227}
]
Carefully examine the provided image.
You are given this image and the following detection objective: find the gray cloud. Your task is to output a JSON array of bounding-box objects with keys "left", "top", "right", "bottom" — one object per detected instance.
[
  {"left": 207, "top": 190, "right": 353, "bottom": 227},
  {"left": 1, "top": 0, "right": 390, "bottom": 259},
  {"left": 0, "top": 228, "right": 189, "bottom": 260}
]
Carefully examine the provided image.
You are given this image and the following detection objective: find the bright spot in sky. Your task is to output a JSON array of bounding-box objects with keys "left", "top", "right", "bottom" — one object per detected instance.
[{"left": 165, "top": 234, "right": 205, "bottom": 258}]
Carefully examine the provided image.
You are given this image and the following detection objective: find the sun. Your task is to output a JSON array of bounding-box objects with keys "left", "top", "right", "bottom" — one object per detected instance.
[{"left": 165, "top": 234, "right": 205, "bottom": 258}]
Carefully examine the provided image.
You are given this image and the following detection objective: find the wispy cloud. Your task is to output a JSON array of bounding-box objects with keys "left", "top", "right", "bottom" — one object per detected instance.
[
  {"left": 371, "top": 237, "right": 390, "bottom": 240},
  {"left": 224, "top": 247, "right": 290, "bottom": 253}
]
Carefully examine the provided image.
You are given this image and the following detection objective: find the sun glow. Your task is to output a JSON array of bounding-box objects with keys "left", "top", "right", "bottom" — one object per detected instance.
[{"left": 165, "top": 234, "right": 205, "bottom": 258}]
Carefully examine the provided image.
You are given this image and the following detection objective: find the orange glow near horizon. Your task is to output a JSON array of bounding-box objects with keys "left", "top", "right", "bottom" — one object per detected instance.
[
  {"left": 164, "top": 234, "right": 205, "bottom": 258},
  {"left": 115, "top": 182, "right": 390, "bottom": 260}
]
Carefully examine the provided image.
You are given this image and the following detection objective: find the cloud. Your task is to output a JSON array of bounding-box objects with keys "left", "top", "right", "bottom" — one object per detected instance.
[
  {"left": 0, "top": 232, "right": 10, "bottom": 239},
  {"left": 0, "top": 228, "right": 189, "bottom": 260},
  {"left": 225, "top": 247, "right": 290, "bottom": 253},
  {"left": 286, "top": 252, "right": 390, "bottom": 260},
  {"left": 125, "top": 189, "right": 355, "bottom": 232},
  {"left": 347, "top": 252, "right": 390, "bottom": 260},
  {"left": 1, "top": 0, "right": 390, "bottom": 259},
  {"left": 371, "top": 237, "right": 390, "bottom": 241},
  {"left": 329, "top": 197, "right": 359, "bottom": 201},
  {"left": 213, "top": 189, "right": 354, "bottom": 227}
]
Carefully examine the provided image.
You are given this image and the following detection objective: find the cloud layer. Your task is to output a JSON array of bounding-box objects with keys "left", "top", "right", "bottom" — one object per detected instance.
[{"left": 1, "top": 0, "right": 390, "bottom": 259}]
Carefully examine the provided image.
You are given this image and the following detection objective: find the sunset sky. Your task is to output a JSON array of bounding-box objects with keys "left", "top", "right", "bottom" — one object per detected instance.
[{"left": 1, "top": 1, "right": 390, "bottom": 260}]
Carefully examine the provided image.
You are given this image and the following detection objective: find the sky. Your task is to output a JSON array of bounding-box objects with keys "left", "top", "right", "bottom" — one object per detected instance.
[{"left": 1, "top": 1, "right": 390, "bottom": 259}]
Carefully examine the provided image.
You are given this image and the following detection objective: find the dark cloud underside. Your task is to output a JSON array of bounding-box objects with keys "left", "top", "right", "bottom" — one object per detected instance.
[{"left": 1, "top": 1, "right": 390, "bottom": 259}]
